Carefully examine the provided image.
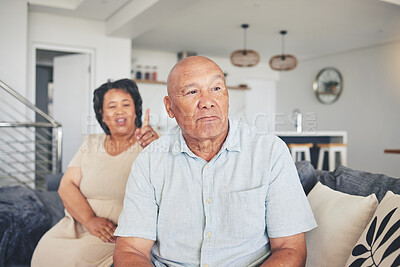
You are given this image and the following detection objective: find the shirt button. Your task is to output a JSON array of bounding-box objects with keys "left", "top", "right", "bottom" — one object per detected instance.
[
  {"left": 206, "top": 232, "right": 212, "bottom": 237},
  {"left": 206, "top": 198, "right": 211, "bottom": 203},
  {"left": 205, "top": 164, "right": 209, "bottom": 169}
]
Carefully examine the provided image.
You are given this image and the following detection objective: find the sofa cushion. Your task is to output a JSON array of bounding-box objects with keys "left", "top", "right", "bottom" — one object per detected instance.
[
  {"left": 345, "top": 191, "right": 400, "bottom": 267},
  {"left": 35, "top": 191, "right": 65, "bottom": 227},
  {"left": 0, "top": 186, "right": 50, "bottom": 266},
  {"left": 295, "top": 161, "right": 318, "bottom": 195},
  {"left": 305, "top": 182, "right": 378, "bottom": 267},
  {"left": 46, "top": 173, "right": 63, "bottom": 191},
  {"left": 318, "top": 165, "right": 400, "bottom": 202}
]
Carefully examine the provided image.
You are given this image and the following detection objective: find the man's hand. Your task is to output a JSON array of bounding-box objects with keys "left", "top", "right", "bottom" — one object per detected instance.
[
  {"left": 261, "top": 233, "right": 307, "bottom": 267},
  {"left": 84, "top": 217, "right": 117, "bottom": 243},
  {"left": 135, "top": 108, "right": 159, "bottom": 148}
]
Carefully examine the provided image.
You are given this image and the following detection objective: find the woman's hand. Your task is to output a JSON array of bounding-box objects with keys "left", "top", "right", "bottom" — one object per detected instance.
[
  {"left": 85, "top": 217, "right": 117, "bottom": 243},
  {"left": 135, "top": 108, "right": 159, "bottom": 148}
]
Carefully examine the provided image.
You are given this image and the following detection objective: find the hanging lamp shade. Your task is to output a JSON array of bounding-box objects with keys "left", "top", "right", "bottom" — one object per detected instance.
[
  {"left": 269, "top": 30, "right": 297, "bottom": 71},
  {"left": 230, "top": 24, "right": 260, "bottom": 67}
]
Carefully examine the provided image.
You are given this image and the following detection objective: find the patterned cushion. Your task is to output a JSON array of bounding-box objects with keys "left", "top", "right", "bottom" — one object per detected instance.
[{"left": 346, "top": 191, "right": 400, "bottom": 267}]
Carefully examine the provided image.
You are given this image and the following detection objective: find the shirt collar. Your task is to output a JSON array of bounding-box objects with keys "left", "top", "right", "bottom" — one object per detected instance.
[{"left": 171, "top": 118, "right": 241, "bottom": 156}]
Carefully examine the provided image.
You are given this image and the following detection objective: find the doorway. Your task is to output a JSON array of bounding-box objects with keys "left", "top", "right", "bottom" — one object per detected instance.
[{"left": 34, "top": 46, "right": 94, "bottom": 178}]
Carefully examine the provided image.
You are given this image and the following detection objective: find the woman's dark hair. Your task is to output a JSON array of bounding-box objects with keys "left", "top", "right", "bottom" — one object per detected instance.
[{"left": 93, "top": 79, "right": 142, "bottom": 135}]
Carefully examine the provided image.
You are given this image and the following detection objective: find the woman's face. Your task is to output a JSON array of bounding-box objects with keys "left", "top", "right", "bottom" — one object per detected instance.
[{"left": 102, "top": 88, "right": 136, "bottom": 136}]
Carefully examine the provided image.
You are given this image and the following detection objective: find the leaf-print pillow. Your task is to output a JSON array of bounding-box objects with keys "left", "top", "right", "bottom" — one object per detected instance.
[{"left": 346, "top": 191, "right": 400, "bottom": 267}]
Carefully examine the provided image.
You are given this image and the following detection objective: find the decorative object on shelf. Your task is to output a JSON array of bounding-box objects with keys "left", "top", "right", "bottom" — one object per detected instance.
[
  {"left": 291, "top": 108, "right": 302, "bottom": 133},
  {"left": 135, "top": 65, "right": 142, "bottom": 80},
  {"left": 144, "top": 66, "right": 151, "bottom": 80},
  {"left": 230, "top": 24, "right": 260, "bottom": 67},
  {"left": 269, "top": 30, "right": 297, "bottom": 71},
  {"left": 133, "top": 65, "right": 159, "bottom": 81},
  {"left": 177, "top": 51, "right": 197, "bottom": 61},
  {"left": 152, "top": 66, "right": 157, "bottom": 81},
  {"left": 313, "top": 67, "right": 343, "bottom": 104}
]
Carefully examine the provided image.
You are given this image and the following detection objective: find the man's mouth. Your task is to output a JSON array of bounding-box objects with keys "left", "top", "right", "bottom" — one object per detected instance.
[{"left": 198, "top": 115, "right": 218, "bottom": 121}]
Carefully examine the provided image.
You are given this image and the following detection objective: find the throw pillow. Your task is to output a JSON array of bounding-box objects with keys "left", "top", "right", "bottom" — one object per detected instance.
[
  {"left": 345, "top": 191, "right": 400, "bottom": 267},
  {"left": 306, "top": 182, "right": 378, "bottom": 267},
  {"left": 318, "top": 165, "right": 400, "bottom": 202},
  {"left": 295, "top": 161, "right": 318, "bottom": 195}
]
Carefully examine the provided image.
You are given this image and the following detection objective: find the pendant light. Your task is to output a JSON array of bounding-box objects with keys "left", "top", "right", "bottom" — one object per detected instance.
[
  {"left": 230, "top": 24, "right": 260, "bottom": 67},
  {"left": 269, "top": 30, "right": 297, "bottom": 71}
]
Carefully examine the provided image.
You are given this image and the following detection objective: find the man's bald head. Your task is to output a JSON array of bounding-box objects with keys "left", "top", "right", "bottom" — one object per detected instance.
[
  {"left": 166, "top": 56, "right": 225, "bottom": 96},
  {"left": 163, "top": 56, "right": 229, "bottom": 151}
]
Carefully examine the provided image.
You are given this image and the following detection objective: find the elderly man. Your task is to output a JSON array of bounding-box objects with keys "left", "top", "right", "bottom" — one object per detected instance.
[{"left": 114, "top": 56, "right": 317, "bottom": 266}]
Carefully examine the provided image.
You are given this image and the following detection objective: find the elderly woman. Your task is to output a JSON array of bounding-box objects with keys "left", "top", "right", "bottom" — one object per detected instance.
[{"left": 31, "top": 79, "right": 158, "bottom": 267}]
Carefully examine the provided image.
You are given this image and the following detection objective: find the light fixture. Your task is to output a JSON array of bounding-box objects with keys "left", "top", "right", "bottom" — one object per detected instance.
[
  {"left": 269, "top": 30, "right": 297, "bottom": 71},
  {"left": 230, "top": 24, "right": 260, "bottom": 67}
]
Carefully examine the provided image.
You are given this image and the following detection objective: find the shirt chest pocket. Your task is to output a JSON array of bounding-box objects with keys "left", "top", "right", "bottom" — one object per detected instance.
[{"left": 226, "top": 185, "right": 267, "bottom": 239}]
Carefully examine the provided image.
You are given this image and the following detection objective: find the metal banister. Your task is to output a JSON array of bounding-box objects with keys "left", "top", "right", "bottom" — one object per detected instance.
[
  {"left": 0, "top": 122, "right": 58, "bottom": 127},
  {"left": 0, "top": 79, "right": 63, "bottom": 189},
  {"left": 0, "top": 80, "right": 60, "bottom": 126}
]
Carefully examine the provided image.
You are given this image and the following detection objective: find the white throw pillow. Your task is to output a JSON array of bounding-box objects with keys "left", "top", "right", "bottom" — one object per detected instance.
[
  {"left": 305, "top": 182, "right": 378, "bottom": 267},
  {"left": 345, "top": 191, "right": 400, "bottom": 267}
]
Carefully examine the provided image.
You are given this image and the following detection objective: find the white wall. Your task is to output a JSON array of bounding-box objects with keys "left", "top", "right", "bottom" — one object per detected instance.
[
  {"left": 28, "top": 11, "right": 131, "bottom": 100},
  {"left": 131, "top": 48, "right": 279, "bottom": 133},
  {"left": 276, "top": 41, "right": 400, "bottom": 177},
  {"left": 28, "top": 11, "right": 132, "bottom": 137},
  {"left": 0, "top": 0, "right": 28, "bottom": 94}
]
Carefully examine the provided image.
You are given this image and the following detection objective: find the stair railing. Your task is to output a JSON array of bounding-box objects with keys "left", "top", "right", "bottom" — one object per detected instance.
[{"left": 0, "top": 80, "right": 62, "bottom": 190}]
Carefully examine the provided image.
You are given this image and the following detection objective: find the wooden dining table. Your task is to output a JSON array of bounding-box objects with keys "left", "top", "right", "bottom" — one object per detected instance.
[{"left": 384, "top": 149, "right": 400, "bottom": 154}]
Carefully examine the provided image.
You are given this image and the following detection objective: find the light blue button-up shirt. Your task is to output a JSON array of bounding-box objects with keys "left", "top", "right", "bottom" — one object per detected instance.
[{"left": 115, "top": 117, "right": 317, "bottom": 267}]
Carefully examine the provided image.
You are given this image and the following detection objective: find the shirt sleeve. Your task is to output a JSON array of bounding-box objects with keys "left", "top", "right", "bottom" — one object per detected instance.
[
  {"left": 114, "top": 150, "right": 158, "bottom": 241},
  {"left": 265, "top": 137, "right": 317, "bottom": 238}
]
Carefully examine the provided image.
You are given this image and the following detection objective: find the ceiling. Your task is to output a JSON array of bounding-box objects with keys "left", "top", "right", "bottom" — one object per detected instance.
[{"left": 28, "top": 0, "right": 400, "bottom": 61}]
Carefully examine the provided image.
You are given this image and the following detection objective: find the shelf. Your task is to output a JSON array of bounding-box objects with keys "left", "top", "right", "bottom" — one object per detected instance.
[
  {"left": 227, "top": 85, "right": 250, "bottom": 90},
  {"left": 133, "top": 79, "right": 250, "bottom": 90},
  {"left": 134, "top": 79, "right": 166, "bottom": 85}
]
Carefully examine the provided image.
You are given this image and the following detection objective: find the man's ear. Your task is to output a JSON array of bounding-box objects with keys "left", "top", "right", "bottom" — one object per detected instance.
[{"left": 163, "top": 96, "right": 175, "bottom": 118}]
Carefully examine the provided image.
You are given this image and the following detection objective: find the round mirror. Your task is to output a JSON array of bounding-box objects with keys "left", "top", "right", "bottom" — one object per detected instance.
[{"left": 313, "top": 67, "right": 343, "bottom": 104}]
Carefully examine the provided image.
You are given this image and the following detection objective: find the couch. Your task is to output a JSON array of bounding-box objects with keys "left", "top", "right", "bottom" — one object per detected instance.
[
  {"left": 296, "top": 161, "right": 400, "bottom": 267},
  {"left": 2, "top": 162, "right": 399, "bottom": 267},
  {"left": 2, "top": 174, "right": 64, "bottom": 267}
]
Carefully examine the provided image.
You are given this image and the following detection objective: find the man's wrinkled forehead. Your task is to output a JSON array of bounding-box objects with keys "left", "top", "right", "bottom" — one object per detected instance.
[
  {"left": 184, "top": 74, "right": 224, "bottom": 89},
  {"left": 167, "top": 56, "right": 223, "bottom": 94}
]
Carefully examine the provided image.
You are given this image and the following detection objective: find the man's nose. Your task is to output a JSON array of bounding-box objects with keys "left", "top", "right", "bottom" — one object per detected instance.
[{"left": 198, "top": 91, "right": 215, "bottom": 109}]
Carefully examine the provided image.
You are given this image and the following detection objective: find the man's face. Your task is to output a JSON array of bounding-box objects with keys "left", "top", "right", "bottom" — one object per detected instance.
[{"left": 164, "top": 58, "right": 229, "bottom": 143}]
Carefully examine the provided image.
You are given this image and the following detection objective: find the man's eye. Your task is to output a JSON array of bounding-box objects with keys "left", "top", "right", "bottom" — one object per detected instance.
[
  {"left": 188, "top": 90, "right": 197, "bottom": 95},
  {"left": 123, "top": 104, "right": 130, "bottom": 107},
  {"left": 109, "top": 106, "right": 116, "bottom": 109},
  {"left": 213, "top": 87, "right": 221, "bottom": 91}
]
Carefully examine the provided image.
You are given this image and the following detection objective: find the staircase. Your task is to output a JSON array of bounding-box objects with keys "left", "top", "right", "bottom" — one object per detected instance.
[{"left": 0, "top": 80, "right": 62, "bottom": 190}]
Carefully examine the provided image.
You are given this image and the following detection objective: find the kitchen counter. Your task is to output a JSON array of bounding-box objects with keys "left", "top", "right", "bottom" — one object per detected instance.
[{"left": 274, "top": 131, "right": 348, "bottom": 143}]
